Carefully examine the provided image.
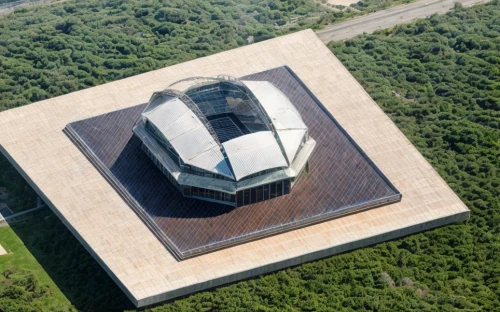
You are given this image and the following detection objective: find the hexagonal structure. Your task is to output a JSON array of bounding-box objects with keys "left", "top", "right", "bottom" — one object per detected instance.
[{"left": 133, "top": 76, "right": 315, "bottom": 207}]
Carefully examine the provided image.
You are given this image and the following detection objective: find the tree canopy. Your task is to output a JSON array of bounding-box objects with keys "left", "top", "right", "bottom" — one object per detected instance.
[{"left": 0, "top": 0, "right": 418, "bottom": 112}]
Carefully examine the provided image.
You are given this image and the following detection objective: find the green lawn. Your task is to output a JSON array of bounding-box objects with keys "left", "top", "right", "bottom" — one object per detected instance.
[
  {"left": 0, "top": 210, "right": 133, "bottom": 312},
  {"left": 0, "top": 224, "right": 74, "bottom": 312}
]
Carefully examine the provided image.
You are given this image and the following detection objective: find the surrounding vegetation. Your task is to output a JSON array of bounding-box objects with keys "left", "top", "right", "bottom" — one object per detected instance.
[
  {"left": 0, "top": 210, "right": 133, "bottom": 312},
  {"left": 0, "top": 0, "right": 417, "bottom": 112},
  {"left": 0, "top": 0, "right": 499, "bottom": 311},
  {"left": 0, "top": 0, "right": 24, "bottom": 5},
  {"left": 0, "top": 226, "right": 74, "bottom": 311}
]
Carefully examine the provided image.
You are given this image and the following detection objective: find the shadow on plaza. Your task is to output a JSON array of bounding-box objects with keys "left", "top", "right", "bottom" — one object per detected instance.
[{"left": 9, "top": 210, "right": 135, "bottom": 312}]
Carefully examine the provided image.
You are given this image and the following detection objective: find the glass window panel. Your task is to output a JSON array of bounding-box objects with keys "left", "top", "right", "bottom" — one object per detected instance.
[
  {"left": 236, "top": 191, "right": 244, "bottom": 206},
  {"left": 276, "top": 180, "right": 283, "bottom": 197},
  {"left": 263, "top": 184, "right": 269, "bottom": 200},
  {"left": 243, "top": 189, "right": 250, "bottom": 205},
  {"left": 270, "top": 182, "right": 277, "bottom": 199},
  {"left": 207, "top": 189, "right": 214, "bottom": 199},
  {"left": 284, "top": 179, "right": 291, "bottom": 194},
  {"left": 256, "top": 186, "right": 263, "bottom": 202},
  {"left": 251, "top": 188, "right": 257, "bottom": 204}
]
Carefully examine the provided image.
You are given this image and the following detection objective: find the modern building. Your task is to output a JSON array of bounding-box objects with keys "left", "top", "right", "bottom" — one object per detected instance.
[
  {"left": 133, "top": 76, "right": 315, "bottom": 207},
  {"left": 0, "top": 30, "right": 470, "bottom": 307}
]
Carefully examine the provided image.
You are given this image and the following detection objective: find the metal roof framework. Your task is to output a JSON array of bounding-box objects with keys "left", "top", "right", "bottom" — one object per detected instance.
[
  {"left": 137, "top": 76, "right": 316, "bottom": 184},
  {"left": 243, "top": 80, "right": 309, "bottom": 163},
  {"left": 141, "top": 95, "right": 234, "bottom": 179}
]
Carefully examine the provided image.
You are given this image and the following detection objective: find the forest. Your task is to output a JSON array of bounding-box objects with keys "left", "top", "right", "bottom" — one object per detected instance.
[
  {"left": 0, "top": 0, "right": 415, "bottom": 111},
  {"left": 0, "top": 0, "right": 499, "bottom": 311}
]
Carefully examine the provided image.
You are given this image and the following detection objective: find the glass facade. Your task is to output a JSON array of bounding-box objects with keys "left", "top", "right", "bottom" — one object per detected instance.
[
  {"left": 180, "top": 179, "right": 292, "bottom": 207},
  {"left": 141, "top": 143, "right": 182, "bottom": 193},
  {"left": 233, "top": 179, "right": 291, "bottom": 207},
  {"left": 190, "top": 186, "right": 235, "bottom": 204},
  {"left": 181, "top": 164, "right": 233, "bottom": 181},
  {"left": 137, "top": 75, "right": 315, "bottom": 209},
  {"left": 141, "top": 126, "right": 298, "bottom": 207}
]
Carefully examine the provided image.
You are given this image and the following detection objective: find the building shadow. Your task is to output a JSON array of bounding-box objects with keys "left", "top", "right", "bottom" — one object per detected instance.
[
  {"left": 8, "top": 210, "right": 135, "bottom": 312},
  {"left": 110, "top": 136, "right": 235, "bottom": 220}
]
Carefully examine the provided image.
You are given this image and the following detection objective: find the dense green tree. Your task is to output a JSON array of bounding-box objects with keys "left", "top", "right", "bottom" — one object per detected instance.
[
  {"left": 0, "top": 0, "right": 416, "bottom": 112},
  {"left": 0, "top": 270, "right": 53, "bottom": 312}
]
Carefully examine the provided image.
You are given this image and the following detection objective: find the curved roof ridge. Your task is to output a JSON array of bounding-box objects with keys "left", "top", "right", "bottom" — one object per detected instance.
[
  {"left": 142, "top": 92, "right": 235, "bottom": 180},
  {"left": 161, "top": 89, "right": 222, "bottom": 146},
  {"left": 214, "top": 78, "right": 291, "bottom": 167},
  {"left": 167, "top": 76, "right": 289, "bottom": 175},
  {"left": 164, "top": 88, "right": 238, "bottom": 180},
  {"left": 168, "top": 75, "right": 241, "bottom": 90},
  {"left": 141, "top": 76, "right": 314, "bottom": 181},
  {"left": 240, "top": 80, "right": 308, "bottom": 163}
]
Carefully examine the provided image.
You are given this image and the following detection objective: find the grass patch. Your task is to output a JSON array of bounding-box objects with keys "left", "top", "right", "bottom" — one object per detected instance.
[
  {"left": 0, "top": 224, "right": 74, "bottom": 311},
  {"left": 1, "top": 210, "right": 133, "bottom": 312}
]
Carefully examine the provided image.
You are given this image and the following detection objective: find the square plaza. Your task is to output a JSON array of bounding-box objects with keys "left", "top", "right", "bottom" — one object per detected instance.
[{"left": 0, "top": 30, "right": 469, "bottom": 307}]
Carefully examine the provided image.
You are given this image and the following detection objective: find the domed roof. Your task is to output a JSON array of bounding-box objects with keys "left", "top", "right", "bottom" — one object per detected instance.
[{"left": 139, "top": 76, "right": 311, "bottom": 181}]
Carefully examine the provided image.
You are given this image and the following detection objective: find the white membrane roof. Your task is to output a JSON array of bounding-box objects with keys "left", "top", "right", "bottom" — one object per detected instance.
[
  {"left": 142, "top": 96, "right": 234, "bottom": 179},
  {"left": 222, "top": 131, "right": 288, "bottom": 180},
  {"left": 243, "top": 80, "right": 308, "bottom": 163},
  {"left": 279, "top": 129, "right": 307, "bottom": 163},
  {"left": 142, "top": 79, "right": 311, "bottom": 180}
]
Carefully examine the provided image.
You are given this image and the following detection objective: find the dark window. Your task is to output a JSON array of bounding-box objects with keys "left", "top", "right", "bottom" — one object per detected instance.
[
  {"left": 199, "top": 188, "right": 206, "bottom": 198},
  {"left": 270, "top": 182, "right": 277, "bottom": 199},
  {"left": 263, "top": 184, "right": 269, "bottom": 200},
  {"left": 184, "top": 186, "right": 191, "bottom": 197},
  {"left": 251, "top": 188, "right": 257, "bottom": 204},
  {"left": 276, "top": 180, "right": 283, "bottom": 197},
  {"left": 243, "top": 189, "right": 250, "bottom": 205},
  {"left": 192, "top": 187, "right": 199, "bottom": 197},
  {"left": 236, "top": 191, "right": 244, "bottom": 207},
  {"left": 207, "top": 189, "right": 214, "bottom": 199},
  {"left": 215, "top": 191, "right": 222, "bottom": 201},
  {"left": 256, "top": 186, "right": 263, "bottom": 202}
]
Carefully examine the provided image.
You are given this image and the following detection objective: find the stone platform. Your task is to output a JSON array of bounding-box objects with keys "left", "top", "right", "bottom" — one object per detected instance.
[{"left": 0, "top": 30, "right": 469, "bottom": 307}]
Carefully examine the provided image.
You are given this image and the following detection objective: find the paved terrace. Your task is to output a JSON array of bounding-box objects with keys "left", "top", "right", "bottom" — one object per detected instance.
[{"left": 0, "top": 30, "right": 469, "bottom": 307}]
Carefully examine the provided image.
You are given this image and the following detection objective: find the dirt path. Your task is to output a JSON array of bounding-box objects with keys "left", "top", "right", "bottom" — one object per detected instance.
[{"left": 316, "top": 0, "right": 489, "bottom": 42}]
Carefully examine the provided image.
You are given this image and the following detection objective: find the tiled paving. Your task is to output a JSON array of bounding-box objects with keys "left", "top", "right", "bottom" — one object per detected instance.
[{"left": 0, "top": 30, "right": 470, "bottom": 307}]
